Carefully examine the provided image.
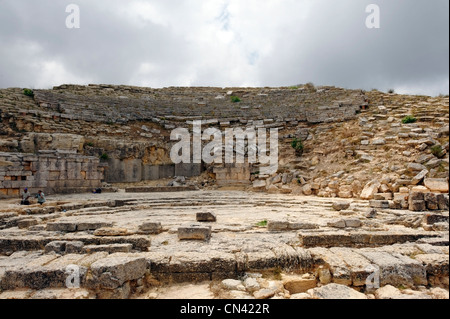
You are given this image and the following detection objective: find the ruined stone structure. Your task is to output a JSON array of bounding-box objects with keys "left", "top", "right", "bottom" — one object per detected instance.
[
  {"left": 0, "top": 84, "right": 448, "bottom": 300},
  {"left": 0, "top": 151, "right": 104, "bottom": 198}
]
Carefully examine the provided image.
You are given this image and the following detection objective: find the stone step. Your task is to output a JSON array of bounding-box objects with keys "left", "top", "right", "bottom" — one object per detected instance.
[
  {"left": 298, "top": 231, "right": 440, "bottom": 248},
  {"left": 0, "top": 234, "right": 151, "bottom": 254}
]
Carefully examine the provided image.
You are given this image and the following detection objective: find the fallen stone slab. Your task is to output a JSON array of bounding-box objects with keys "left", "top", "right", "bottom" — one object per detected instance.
[
  {"left": 307, "top": 283, "right": 367, "bottom": 299},
  {"left": 178, "top": 225, "right": 212, "bottom": 241},
  {"left": 282, "top": 274, "right": 317, "bottom": 294}
]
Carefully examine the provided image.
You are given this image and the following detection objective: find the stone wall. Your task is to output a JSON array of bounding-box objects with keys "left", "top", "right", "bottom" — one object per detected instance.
[
  {"left": 104, "top": 159, "right": 203, "bottom": 183},
  {"left": 0, "top": 151, "right": 104, "bottom": 198}
]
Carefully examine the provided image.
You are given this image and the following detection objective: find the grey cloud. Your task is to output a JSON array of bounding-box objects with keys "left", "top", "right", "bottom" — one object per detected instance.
[{"left": 0, "top": 0, "right": 448, "bottom": 95}]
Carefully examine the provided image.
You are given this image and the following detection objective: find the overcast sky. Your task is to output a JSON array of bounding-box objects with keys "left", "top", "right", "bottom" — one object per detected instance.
[{"left": 0, "top": 0, "right": 448, "bottom": 95}]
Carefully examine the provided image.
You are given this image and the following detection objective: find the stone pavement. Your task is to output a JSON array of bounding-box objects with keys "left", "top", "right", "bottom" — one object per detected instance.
[{"left": 0, "top": 190, "right": 448, "bottom": 299}]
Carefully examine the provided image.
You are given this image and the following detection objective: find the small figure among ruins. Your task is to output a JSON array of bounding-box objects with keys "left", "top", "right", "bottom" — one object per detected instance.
[
  {"left": 36, "top": 190, "right": 46, "bottom": 205},
  {"left": 20, "top": 188, "right": 31, "bottom": 205}
]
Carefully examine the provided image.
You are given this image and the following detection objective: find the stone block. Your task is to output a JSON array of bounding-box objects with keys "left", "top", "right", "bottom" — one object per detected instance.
[
  {"left": 65, "top": 241, "right": 85, "bottom": 254},
  {"left": 17, "top": 218, "right": 38, "bottom": 229},
  {"left": 307, "top": 284, "right": 367, "bottom": 299},
  {"left": 196, "top": 212, "right": 217, "bottom": 222},
  {"left": 46, "top": 222, "right": 77, "bottom": 232},
  {"left": 360, "top": 180, "right": 381, "bottom": 200},
  {"left": 345, "top": 219, "right": 362, "bottom": 228},
  {"left": 424, "top": 178, "right": 448, "bottom": 193},
  {"left": 424, "top": 193, "right": 439, "bottom": 210},
  {"left": 178, "top": 225, "right": 212, "bottom": 241},
  {"left": 369, "top": 200, "right": 389, "bottom": 209},
  {"left": 84, "top": 244, "right": 133, "bottom": 254},
  {"left": 138, "top": 222, "right": 163, "bottom": 234},
  {"left": 89, "top": 256, "right": 147, "bottom": 289},
  {"left": 411, "top": 169, "right": 428, "bottom": 185},
  {"left": 44, "top": 241, "right": 67, "bottom": 254},
  {"left": 332, "top": 202, "right": 351, "bottom": 211},
  {"left": 409, "top": 200, "right": 426, "bottom": 212},
  {"left": 282, "top": 275, "right": 317, "bottom": 294},
  {"left": 268, "top": 220, "right": 290, "bottom": 231},
  {"left": 436, "top": 194, "right": 449, "bottom": 210},
  {"left": 93, "top": 227, "right": 130, "bottom": 237}
]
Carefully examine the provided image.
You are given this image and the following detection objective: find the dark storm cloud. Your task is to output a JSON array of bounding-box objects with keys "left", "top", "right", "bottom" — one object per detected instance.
[{"left": 0, "top": 0, "right": 448, "bottom": 95}]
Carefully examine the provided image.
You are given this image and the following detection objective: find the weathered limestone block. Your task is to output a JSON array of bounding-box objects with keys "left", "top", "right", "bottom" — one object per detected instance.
[
  {"left": 288, "top": 222, "right": 320, "bottom": 230},
  {"left": 374, "top": 285, "right": 404, "bottom": 299},
  {"left": 424, "top": 178, "right": 449, "bottom": 193},
  {"left": 309, "top": 247, "right": 352, "bottom": 285},
  {"left": 411, "top": 169, "right": 429, "bottom": 185},
  {"left": 84, "top": 244, "right": 133, "bottom": 254},
  {"left": 369, "top": 200, "right": 390, "bottom": 209},
  {"left": 221, "top": 279, "right": 246, "bottom": 291},
  {"left": 76, "top": 222, "right": 114, "bottom": 232},
  {"left": 307, "top": 283, "right": 367, "bottom": 299},
  {"left": 246, "top": 250, "right": 279, "bottom": 271},
  {"left": 268, "top": 220, "right": 290, "bottom": 231},
  {"left": 65, "top": 241, "right": 85, "bottom": 254},
  {"left": 332, "top": 202, "right": 351, "bottom": 211},
  {"left": 93, "top": 227, "right": 130, "bottom": 237},
  {"left": 46, "top": 222, "right": 77, "bottom": 232},
  {"left": 138, "top": 222, "right": 163, "bottom": 234},
  {"left": 17, "top": 218, "right": 39, "bottom": 229},
  {"left": 360, "top": 180, "right": 381, "bottom": 200},
  {"left": 357, "top": 250, "right": 427, "bottom": 287},
  {"left": 424, "top": 193, "right": 439, "bottom": 210},
  {"left": 327, "top": 219, "right": 346, "bottom": 229},
  {"left": 44, "top": 241, "right": 67, "bottom": 254},
  {"left": 414, "top": 254, "right": 449, "bottom": 287},
  {"left": 178, "top": 225, "right": 212, "bottom": 241},
  {"left": 89, "top": 256, "right": 147, "bottom": 289},
  {"left": 196, "top": 212, "right": 217, "bottom": 222},
  {"left": 345, "top": 219, "right": 363, "bottom": 228},
  {"left": 409, "top": 200, "right": 426, "bottom": 212},
  {"left": 282, "top": 274, "right": 317, "bottom": 294},
  {"left": 436, "top": 194, "right": 449, "bottom": 210},
  {"left": 168, "top": 252, "right": 236, "bottom": 278}
]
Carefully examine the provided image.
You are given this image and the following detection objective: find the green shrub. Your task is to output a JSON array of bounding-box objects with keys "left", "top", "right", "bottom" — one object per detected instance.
[
  {"left": 431, "top": 145, "right": 444, "bottom": 158},
  {"left": 291, "top": 138, "right": 304, "bottom": 154},
  {"left": 402, "top": 115, "right": 417, "bottom": 124},
  {"left": 230, "top": 96, "right": 241, "bottom": 103},
  {"left": 23, "top": 88, "right": 34, "bottom": 97},
  {"left": 100, "top": 153, "right": 109, "bottom": 160},
  {"left": 256, "top": 220, "right": 268, "bottom": 227},
  {"left": 388, "top": 89, "right": 395, "bottom": 94}
]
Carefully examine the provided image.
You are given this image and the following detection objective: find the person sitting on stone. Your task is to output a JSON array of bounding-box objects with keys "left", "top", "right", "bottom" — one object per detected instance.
[
  {"left": 20, "top": 188, "right": 31, "bottom": 205},
  {"left": 36, "top": 190, "right": 46, "bottom": 205}
]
